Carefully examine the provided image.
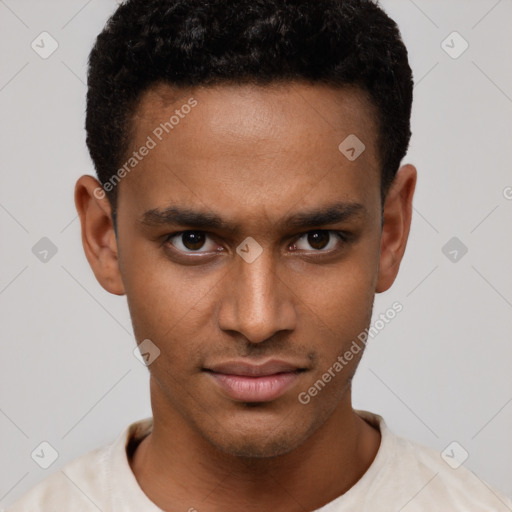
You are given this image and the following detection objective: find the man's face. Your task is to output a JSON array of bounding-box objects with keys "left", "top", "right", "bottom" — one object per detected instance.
[{"left": 115, "top": 83, "right": 383, "bottom": 457}]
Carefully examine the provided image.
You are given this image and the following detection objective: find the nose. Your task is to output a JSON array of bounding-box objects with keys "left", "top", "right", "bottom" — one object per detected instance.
[{"left": 217, "top": 246, "right": 297, "bottom": 344}]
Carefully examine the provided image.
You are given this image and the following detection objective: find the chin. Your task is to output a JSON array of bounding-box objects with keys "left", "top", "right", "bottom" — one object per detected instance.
[
  {"left": 210, "top": 431, "right": 302, "bottom": 459},
  {"left": 197, "top": 411, "right": 315, "bottom": 459}
]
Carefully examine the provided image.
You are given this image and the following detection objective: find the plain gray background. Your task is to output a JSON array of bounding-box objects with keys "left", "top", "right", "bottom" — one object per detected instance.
[{"left": 1, "top": 0, "right": 511, "bottom": 507}]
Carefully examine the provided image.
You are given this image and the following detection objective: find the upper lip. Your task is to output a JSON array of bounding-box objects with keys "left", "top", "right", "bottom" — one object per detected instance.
[{"left": 205, "top": 359, "right": 306, "bottom": 377}]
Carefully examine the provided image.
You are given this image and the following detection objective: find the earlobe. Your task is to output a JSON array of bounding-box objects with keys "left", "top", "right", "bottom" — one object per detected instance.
[
  {"left": 376, "top": 164, "right": 417, "bottom": 293},
  {"left": 74, "top": 175, "right": 126, "bottom": 296}
]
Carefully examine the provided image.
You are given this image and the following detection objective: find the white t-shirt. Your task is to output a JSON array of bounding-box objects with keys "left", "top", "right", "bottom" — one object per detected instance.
[{"left": 7, "top": 410, "right": 512, "bottom": 511}]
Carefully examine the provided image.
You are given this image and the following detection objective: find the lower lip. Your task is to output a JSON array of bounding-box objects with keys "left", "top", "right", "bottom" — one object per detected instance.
[{"left": 206, "top": 371, "right": 301, "bottom": 402}]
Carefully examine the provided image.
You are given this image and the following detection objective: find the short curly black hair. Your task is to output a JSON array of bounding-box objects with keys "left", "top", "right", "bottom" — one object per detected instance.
[{"left": 86, "top": 0, "right": 413, "bottom": 205}]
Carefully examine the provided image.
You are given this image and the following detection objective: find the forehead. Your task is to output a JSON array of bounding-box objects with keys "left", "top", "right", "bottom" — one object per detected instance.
[
  {"left": 118, "top": 82, "right": 382, "bottom": 230},
  {"left": 133, "top": 81, "right": 379, "bottom": 155}
]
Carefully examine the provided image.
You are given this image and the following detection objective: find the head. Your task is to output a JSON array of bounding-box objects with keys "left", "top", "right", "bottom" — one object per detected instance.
[{"left": 76, "top": 0, "right": 416, "bottom": 458}]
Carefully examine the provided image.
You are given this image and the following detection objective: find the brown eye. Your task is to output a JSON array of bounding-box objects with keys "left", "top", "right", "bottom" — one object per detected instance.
[
  {"left": 307, "top": 231, "right": 330, "bottom": 250},
  {"left": 181, "top": 231, "right": 206, "bottom": 250}
]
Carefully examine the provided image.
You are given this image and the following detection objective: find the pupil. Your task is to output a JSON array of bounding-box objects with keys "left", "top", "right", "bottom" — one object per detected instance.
[
  {"left": 183, "top": 231, "right": 205, "bottom": 250},
  {"left": 308, "top": 231, "right": 329, "bottom": 250}
]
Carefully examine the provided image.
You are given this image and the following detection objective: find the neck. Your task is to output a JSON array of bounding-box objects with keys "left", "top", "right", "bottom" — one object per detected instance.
[{"left": 130, "top": 381, "right": 381, "bottom": 511}]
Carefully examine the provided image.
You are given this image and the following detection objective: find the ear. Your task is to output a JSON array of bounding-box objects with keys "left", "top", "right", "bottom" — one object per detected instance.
[
  {"left": 74, "top": 175, "right": 125, "bottom": 295},
  {"left": 376, "top": 164, "right": 417, "bottom": 293}
]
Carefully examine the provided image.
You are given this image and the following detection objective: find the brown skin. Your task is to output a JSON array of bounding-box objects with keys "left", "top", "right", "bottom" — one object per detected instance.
[{"left": 75, "top": 82, "right": 416, "bottom": 511}]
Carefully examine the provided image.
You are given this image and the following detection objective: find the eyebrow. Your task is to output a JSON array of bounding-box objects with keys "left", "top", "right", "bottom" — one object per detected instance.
[{"left": 141, "top": 201, "right": 366, "bottom": 234}]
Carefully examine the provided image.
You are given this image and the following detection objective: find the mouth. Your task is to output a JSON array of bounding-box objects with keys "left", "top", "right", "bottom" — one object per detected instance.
[{"left": 203, "top": 360, "right": 308, "bottom": 403}]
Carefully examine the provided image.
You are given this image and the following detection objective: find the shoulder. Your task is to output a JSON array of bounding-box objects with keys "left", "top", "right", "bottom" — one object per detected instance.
[
  {"left": 354, "top": 410, "right": 512, "bottom": 511},
  {"left": 6, "top": 418, "right": 153, "bottom": 511},
  {"left": 394, "top": 435, "right": 511, "bottom": 510},
  {"left": 6, "top": 444, "right": 111, "bottom": 511}
]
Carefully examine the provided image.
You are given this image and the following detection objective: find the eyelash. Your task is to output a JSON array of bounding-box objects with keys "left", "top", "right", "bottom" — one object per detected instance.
[{"left": 163, "top": 230, "right": 350, "bottom": 256}]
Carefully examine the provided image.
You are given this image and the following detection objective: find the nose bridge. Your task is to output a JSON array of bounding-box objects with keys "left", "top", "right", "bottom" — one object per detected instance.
[
  {"left": 240, "top": 249, "right": 278, "bottom": 312},
  {"left": 219, "top": 247, "right": 295, "bottom": 343}
]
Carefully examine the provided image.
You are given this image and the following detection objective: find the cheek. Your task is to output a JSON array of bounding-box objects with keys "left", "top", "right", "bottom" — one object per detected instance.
[
  {"left": 294, "top": 241, "right": 378, "bottom": 319},
  {"left": 119, "top": 239, "right": 222, "bottom": 352},
  {"left": 287, "top": 243, "right": 379, "bottom": 365},
  {"left": 124, "top": 273, "right": 217, "bottom": 387}
]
